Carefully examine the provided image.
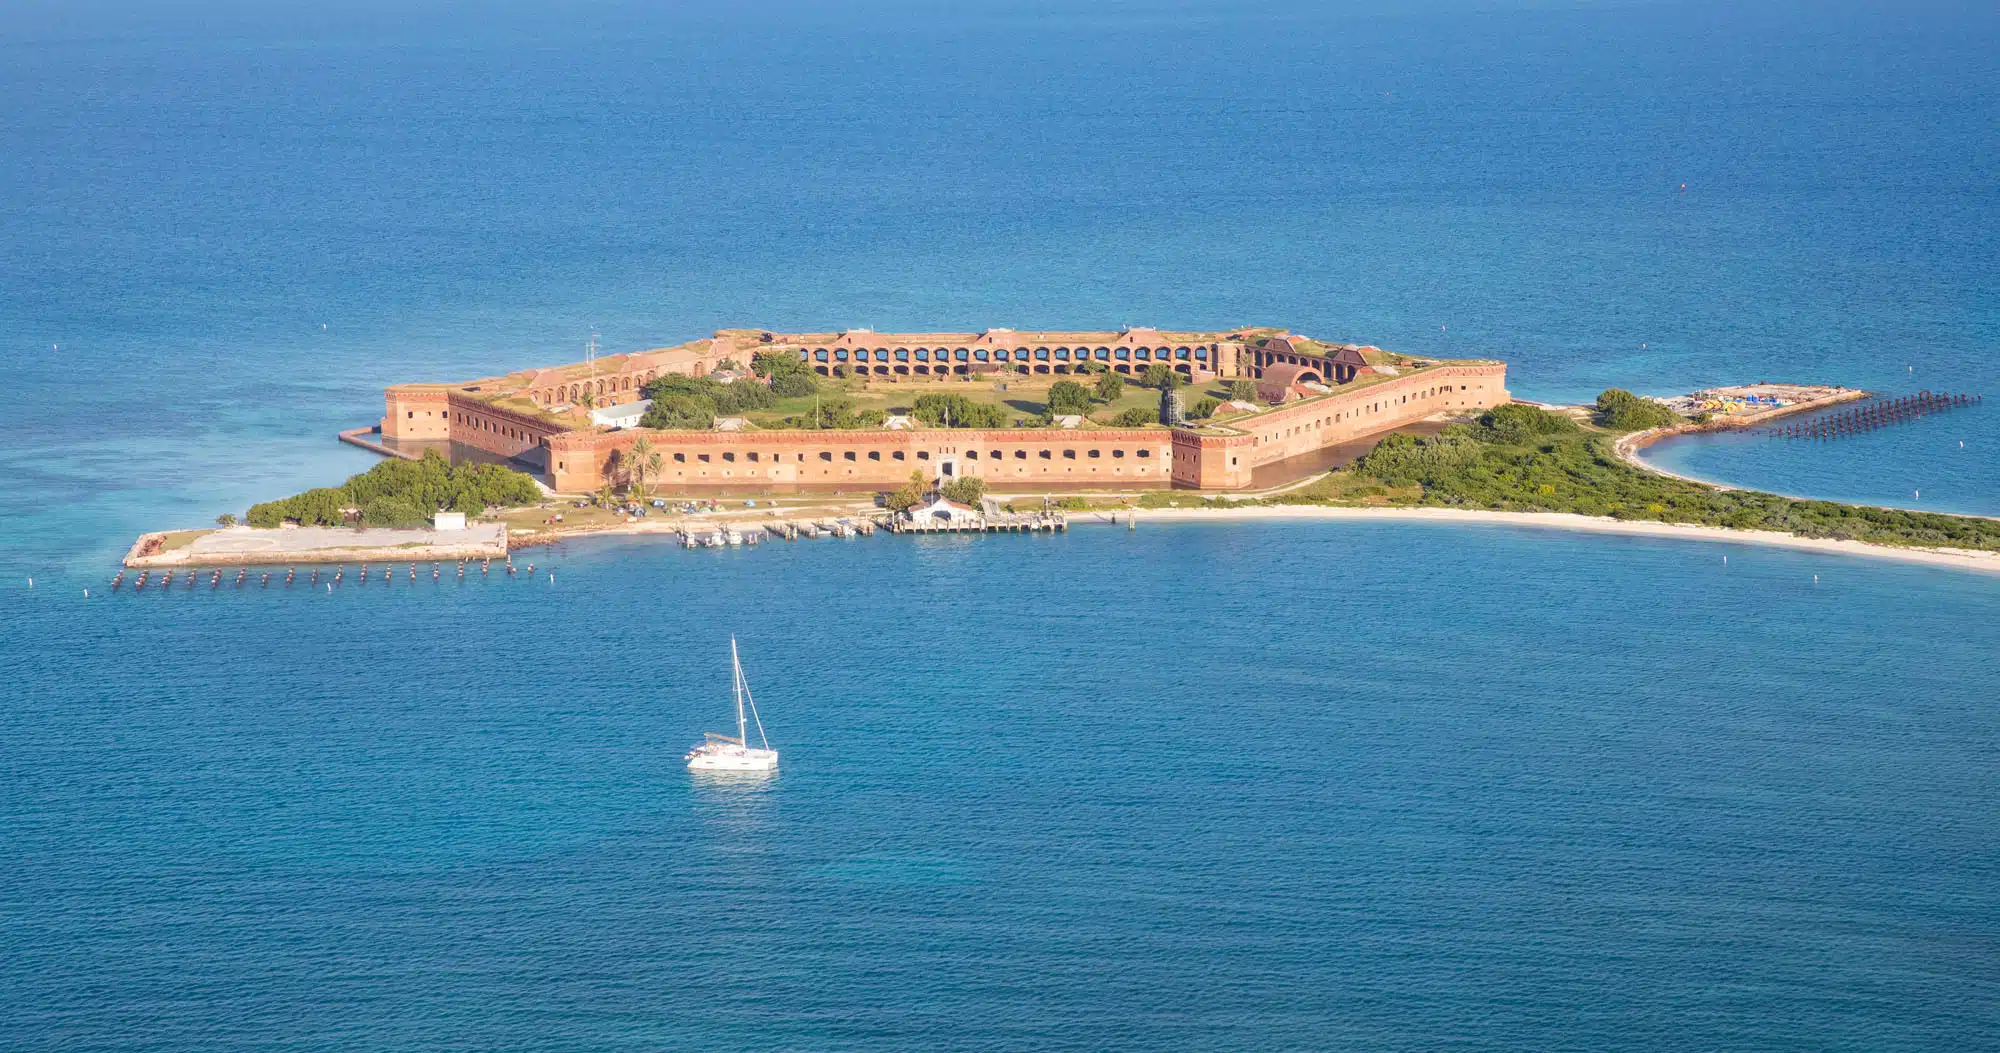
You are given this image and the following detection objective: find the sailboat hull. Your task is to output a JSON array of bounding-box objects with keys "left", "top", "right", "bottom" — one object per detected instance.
[{"left": 687, "top": 745, "right": 779, "bottom": 772}]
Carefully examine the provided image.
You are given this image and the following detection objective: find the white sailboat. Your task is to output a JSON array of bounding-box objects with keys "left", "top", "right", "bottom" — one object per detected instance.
[{"left": 686, "top": 637, "right": 779, "bottom": 772}]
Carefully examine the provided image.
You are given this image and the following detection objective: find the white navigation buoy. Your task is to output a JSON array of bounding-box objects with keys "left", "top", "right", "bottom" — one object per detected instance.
[
  {"left": 83, "top": 588, "right": 89, "bottom": 598},
  {"left": 1813, "top": 575, "right": 1819, "bottom": 584},
  {"left": 1722, "top": 556, "right": 1727, "bottom": 565},
  {"left": 1915, "top": 489, "right": 1920, "bottom": 500},
  {"left": 26, "top": 577, "right": 31, "bottom": 589}
]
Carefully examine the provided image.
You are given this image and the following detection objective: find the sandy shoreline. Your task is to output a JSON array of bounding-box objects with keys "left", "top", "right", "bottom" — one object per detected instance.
[
  {"left": 1107, "top": 506, "right": 2000, "bottom": 575},
  {"left": 502, "top": 503, "right": 2000, "bottom": 576}
]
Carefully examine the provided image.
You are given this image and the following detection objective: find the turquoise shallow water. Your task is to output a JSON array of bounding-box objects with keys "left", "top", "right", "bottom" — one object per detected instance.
[
  {"left": 4, "top": 523, "right": 1999, "bottom": 1050},
  {"left": 3, "top": 0, "right": 1999, "bottom": 1047}
]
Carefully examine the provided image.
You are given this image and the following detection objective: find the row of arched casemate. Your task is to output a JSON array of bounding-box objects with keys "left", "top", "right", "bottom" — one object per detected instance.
[{"left": 794, "top": 344, "right": 1216, "bottom": 377}]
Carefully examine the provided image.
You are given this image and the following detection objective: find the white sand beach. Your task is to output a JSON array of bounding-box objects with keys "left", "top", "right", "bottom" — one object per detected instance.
[{"left": 1112, "top": 505, "right": 2000, "bottom": 575}]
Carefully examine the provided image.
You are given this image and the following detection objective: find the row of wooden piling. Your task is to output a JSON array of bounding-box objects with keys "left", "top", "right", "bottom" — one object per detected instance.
[
  {"left": 109, "top": 556, "right": 543, "bottom": 592},
  {"left": 1770, "top": 391, "right": 1981, "bottom": 440}
]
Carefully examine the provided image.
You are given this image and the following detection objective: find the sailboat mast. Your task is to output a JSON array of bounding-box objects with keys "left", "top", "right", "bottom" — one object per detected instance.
[{"left": 731, "top": 636, "right": 747, "bottom": 744}]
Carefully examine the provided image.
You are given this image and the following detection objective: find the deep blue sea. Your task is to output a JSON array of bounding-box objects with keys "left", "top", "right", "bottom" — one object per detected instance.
[{"left": 3, "top": 1, "right": 1998, "bottom": 1048}]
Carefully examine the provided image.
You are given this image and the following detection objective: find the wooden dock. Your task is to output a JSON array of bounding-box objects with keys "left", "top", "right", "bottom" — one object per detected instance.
[{"left": 887, "top": 513, "right": 1067, "bottom": 534}]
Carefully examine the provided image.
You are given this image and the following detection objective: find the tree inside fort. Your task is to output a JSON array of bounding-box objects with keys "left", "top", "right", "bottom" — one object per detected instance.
[
  {"left": 1111, "top": 407, "right": 1156, "bottom": 427},
  {"left": 246, "top": 450, "right": 541, "bottom": 528},
  {"left": 641, "top": 373, "right": 779, "bottom": 417},
  {"left": 751, "top": 350, "right": 820, "bottom": 397},
  {"left": 641, "top": 395, "right": 718, "bottom": 431},
  {"left": 776, "top": 397, "right": 884, "bottom": 430},
  {"left": 1045, "top": 380, "right": 1094, "bottom": 416},
  {"left": 912, "top": 393, "right": 1009, "bottom": 429}
]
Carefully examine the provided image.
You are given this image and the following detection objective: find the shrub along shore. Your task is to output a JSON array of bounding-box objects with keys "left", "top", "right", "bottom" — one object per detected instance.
[
  {"left": 1139, "top": 395, "right": 2000, "bottom": 553},
  {"left": 247, "top": 450, "right": 542, "bottom": 529}
]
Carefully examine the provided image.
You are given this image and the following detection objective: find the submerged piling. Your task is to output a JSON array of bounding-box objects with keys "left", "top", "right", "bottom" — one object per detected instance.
[{"left": 1770, "top": 391, "right": 1981, "bottom": 440}]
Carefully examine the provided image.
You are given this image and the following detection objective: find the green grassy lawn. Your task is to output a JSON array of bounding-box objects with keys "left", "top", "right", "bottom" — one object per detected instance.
[{"left": 738, "top": 374, "right": 1215, "bottom": 429}]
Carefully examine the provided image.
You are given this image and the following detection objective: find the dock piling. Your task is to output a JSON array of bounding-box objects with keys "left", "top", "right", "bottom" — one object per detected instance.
[{"left": 1771, "top": 391, "right": 1981, "bottom": 440}]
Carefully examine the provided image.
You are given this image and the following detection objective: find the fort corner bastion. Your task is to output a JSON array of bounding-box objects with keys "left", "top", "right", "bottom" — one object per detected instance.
[{"left": 378, "top": 327, "right": 1509, "bottom": 492}]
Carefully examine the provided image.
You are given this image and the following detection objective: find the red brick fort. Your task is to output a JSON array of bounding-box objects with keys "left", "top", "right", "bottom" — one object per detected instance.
[{"left": 379, "top": 326, "right": 1508, "bottom": 492}]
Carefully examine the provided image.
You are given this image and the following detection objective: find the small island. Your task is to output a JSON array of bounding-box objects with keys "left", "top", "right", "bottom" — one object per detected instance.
[{"left": 126, "top": 326, "right": 1998, "bottom": 575}]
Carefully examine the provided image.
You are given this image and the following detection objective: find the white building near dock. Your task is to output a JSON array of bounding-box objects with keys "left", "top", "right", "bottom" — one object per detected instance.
[{"left": 907, "top": 495, "right": 982, "bottom": 528}]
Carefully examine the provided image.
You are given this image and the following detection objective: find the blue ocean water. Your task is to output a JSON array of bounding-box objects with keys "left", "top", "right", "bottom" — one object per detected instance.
[
  {"left": 3, "top": 0, "right": 2000, "bottom": 1047},
  {"left": 2, "top": 0, "right": 1997, "bottom": 574},
  {"left": 5, "top": 524, "right": 2000, "bottom": 1050}
]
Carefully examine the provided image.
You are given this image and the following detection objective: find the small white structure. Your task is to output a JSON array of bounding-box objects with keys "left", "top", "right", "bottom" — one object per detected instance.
[
  {"left": 883, "top": 414, "right": 915, "bottom": 430},
  {"left": 590, "top": 398, "right": 651, "bottom": 429},
  {"left": 908, "top": 495, "right": 982, "bottom": 527},
  {"left": 715, "top": 416, "right": 749, "bottom": 432},
  {"left": 433, "top": 511, "right": 467, "bottom": 531},
  {"left": 1053, "top": 414, "right": 1084, "bottom": 429}
]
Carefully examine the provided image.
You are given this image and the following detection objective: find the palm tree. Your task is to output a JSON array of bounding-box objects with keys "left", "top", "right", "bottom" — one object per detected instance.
[
  {"left": 630, "top": 437, "right": 657, "bottom": 489},
  {"left": 579, "top": 389, "right": 597, "bottom": 410}
]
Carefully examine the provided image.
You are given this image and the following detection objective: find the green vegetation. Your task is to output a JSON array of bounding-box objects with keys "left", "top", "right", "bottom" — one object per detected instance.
[
  {"left": 1227, "top": 379, "right": 1258, "bottom": 402},
  {"left": 1094, "top": 373, "right": 1124, "bottom": 402},
  {"left": 1321, "top": 401, "right": 2000, "bottom": 551},
  {"left": 913, "top": 393, "right": 1010, "bottom": 428},
  {"left": 1476, "top": 402, "right": 1578, "bottom": 443},
  {"left": 627, "top": 436, "right": 663, "bottom": 500},
  {"left": 752, "top": 350, "right": 820, "bottom": 397},
  {"left": 640, "top": 373, "right": 779, "bottom": 422},
  {"left": 1190, "top": 396, "right": 1221, "bottom": 419},
  {"left": 1111, "top": 407, "right": 1156, "bottom": 428},
  {"left": 772, "top": 372, "right": 818, "bottom": 397},
  {"left": 247, "top": 450, "right": 540, "bottom": 528},
  {"left": 777, "top": 397, "right": 886, "bottom": 430},
  {"left": 1046, "top": 380, "right": 1094, "bottom": 416},
  {"left": 1140, "top": 364, "right": 1183, "bottom": 390},
  {"left": 940, "top": 476, "right": 986, "bottom": 506},
  {"left": 886, "top": 470, "right": 927, "bottom": 512},
  {"left": 1595, "top": 388, "right": 1684, "bottom": 431},
  {"left": 215, "top": 513, "right": 237, "bottom": 527},
  {"left": 642, "top": 396, "right": 717, "bottom": 430}
]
